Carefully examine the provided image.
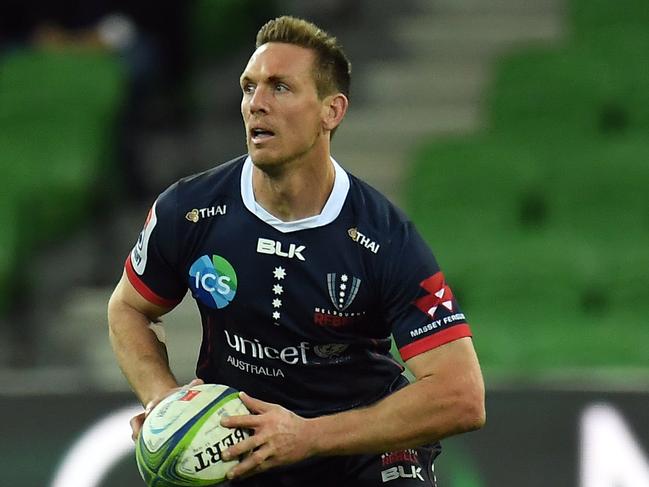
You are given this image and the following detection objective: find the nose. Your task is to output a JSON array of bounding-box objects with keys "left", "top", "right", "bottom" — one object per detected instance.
[{"left": 248, "top": 85, "right": 269, "bottom": 115}]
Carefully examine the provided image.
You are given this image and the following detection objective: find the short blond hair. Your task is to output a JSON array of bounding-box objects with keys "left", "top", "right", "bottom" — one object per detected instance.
[{"left": 255, "top": 16, "right": 351, "bottom": 100}]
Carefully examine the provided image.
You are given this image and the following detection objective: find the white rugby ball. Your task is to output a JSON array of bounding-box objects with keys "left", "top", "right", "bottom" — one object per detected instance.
[{"left": 136, "top": 384, "right": 251, "bottom": 486}]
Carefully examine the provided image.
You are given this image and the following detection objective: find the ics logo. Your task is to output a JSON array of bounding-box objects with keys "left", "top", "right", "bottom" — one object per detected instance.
[{"left": 189, "top": 255, "right": 237, "bottom": 309}]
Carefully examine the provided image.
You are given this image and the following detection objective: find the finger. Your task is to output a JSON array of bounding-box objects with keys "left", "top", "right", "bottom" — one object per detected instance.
[
  {"left": 142, "top": 380, "right": 205, "bottom": 424},
  {"left": 227, "top": 445, "right": 274, "bottom": 480},
  {"left": 185, "top": 378, "right": 204, "bottom": 388},
  {"left": 144, "top": 400, "right": 157, "bottom": 416},
  {"left": 144, "top": 389, "right": 177, "bottom": 415},
  {"left": 130, "top": 412, "right": 146, "bottom": 442},
  {"left": 239, "top": 391, "right": 273, "bottom": 414},
  {"left": 221, "top": 434, "right": 264, "bottom": 462},
  {"left": 220, "top": 412, "right": 262, "bottom": 430},
  {"left": 146, "top": 380, "right": 200, "bottom": 415}
]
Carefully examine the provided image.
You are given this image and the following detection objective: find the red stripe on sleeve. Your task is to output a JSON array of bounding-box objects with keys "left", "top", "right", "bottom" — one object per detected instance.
[
  {"left": 124, "top": 256, "right": 181, "bottom": 308},
  {"left": 399, "top": 323, "right": 473, "bottom": 361}
]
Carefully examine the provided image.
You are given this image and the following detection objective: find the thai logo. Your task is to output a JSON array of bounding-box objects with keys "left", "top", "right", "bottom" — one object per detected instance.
[
  {"left": 189, "top": 255, "right": 237, "bottom": 309},
  {"left": 347, "top": 227, "right": 380, "bottom": 254},
  {"left": 185, "top": 205, "right": 227, "bottom": 223}
]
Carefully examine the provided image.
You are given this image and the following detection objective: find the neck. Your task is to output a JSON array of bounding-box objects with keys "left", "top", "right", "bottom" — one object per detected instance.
[{"left": 252, "top": 149, "right": 336, "bottom": 222}]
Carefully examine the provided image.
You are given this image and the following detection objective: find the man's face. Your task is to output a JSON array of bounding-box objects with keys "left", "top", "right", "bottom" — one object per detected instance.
[{"left": 240, "top": 42, "right": 326, "bottom": 169}]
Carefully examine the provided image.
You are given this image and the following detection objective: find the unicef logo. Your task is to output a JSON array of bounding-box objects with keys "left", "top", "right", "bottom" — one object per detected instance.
[{"left": 189, "top": 255, "right": 237, "bottom": 309}]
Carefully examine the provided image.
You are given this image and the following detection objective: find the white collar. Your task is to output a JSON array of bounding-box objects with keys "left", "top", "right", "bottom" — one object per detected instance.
[{"left": 240, "top": 155, "right": 350, "bottom": 233}]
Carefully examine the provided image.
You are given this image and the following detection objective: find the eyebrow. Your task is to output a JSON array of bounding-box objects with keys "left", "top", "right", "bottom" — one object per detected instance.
[{"left": 239, "top": 74, "right": 293, "bottom": 86}]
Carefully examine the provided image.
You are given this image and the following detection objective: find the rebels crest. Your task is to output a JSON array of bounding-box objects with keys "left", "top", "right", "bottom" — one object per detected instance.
[{"left": 327, "top": 273, "right": 361, "bottom": 311}]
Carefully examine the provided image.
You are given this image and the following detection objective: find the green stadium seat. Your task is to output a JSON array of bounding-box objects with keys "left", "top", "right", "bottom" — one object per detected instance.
[
  {"left": 406, "top": 0, "right": 649, "bottom": 371},
  {"left": 408, "top": 136, "right": 577, "bottom": 309},
  {"left": 539, "top": 137, "right": 649, "bottom": 243},
  {"left": 0, "top": 50, "right": 124, "bottom": 124},
  {"left": 580, "top": 26, "right": 649, "bottom": 133},
  {"left": 0, "top": 49, "right": 125, "bottom": 314},
  {"left": 0, "top": 199, "right": 18, "bottom": 313},
  {"left": 488, "top": 48, "right": 615, "bottom": 137},
  {"left": 408, "top": 136, "right": 545, "bottom": 239},
  {"left": 570, "top": 0, "right": 649, "bottom": 38},
  {"left": 408, "top": 134, "right": 649, "bottom": 370},
  {"left": 489, "top": 27, "right": 649, "bottom": 138},
  {"left": 190, "top": 0, "right": 277, "bottom": 61}
]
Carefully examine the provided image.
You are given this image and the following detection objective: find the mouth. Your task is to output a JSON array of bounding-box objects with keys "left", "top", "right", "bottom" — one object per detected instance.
[{"left": 249, "top": 127, "right": 276, "bottom": 144}]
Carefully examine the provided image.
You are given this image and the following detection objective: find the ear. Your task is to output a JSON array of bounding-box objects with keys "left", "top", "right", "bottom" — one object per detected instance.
[{"left": 321, "top": 93, "right": 349, "bottom": 132}]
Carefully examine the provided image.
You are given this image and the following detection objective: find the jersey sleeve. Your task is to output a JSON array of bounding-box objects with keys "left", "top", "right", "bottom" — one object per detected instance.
[
  {"left": 382, "top": 221, "right": 472, "bottom": 361},
  {"left": 124, "top": 183, "right": 187, "bottom": 307}
]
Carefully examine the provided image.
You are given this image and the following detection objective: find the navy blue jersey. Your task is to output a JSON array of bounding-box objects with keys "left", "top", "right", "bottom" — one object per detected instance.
[{"left": 125, "top": 155, "right": 471, "bottom": 417}]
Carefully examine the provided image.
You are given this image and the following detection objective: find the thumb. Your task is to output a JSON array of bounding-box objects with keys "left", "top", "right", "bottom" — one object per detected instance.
[
  {"left": 185, "top": 378, "right": 204, "bottom": 388},
  {"left": 239, "top": 391, "right": 272, "bottom": 414},
  {"left": 130, "top": 412, "right": 146, "bottom": 442}
]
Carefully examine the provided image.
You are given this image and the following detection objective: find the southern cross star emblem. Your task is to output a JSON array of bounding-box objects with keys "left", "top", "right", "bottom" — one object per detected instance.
[
  {"left": 271, "top": 268, "right": 286, "bottom": 325},
  {"left": 327, "top": 273, "right": 361, "bottom": 311},
  {"left": 414, "top": 272, "right": 454, "bottom": 318}
]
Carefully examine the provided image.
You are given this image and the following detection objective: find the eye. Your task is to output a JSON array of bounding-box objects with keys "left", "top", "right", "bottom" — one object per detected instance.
[
  {"left": 275, "top": 83, "right": 289, "bottom": 93},
  {"left": 242, "top": 83, "right": 255, "bottom": 94}
]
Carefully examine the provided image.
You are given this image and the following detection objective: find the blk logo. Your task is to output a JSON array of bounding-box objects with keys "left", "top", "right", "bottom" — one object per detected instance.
[
  {"left": 381, "top": 466, "right": 424, "bottom": 482},
  {"left": 413, "top": 272, "right": 454, "bottom": 318},
  {"left": 257, "top": 237, "right": 306, "bottom": 261}
]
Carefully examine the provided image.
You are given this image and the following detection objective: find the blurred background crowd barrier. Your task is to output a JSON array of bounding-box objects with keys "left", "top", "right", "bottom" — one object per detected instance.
[{"left": 0, "top": 0, "right": 647, "bottom": 485}]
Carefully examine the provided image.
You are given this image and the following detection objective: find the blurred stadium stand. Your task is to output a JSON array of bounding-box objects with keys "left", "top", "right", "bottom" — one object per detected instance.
[
  {"left": 6, "top": 0, "right": 647, "bottom": 395},
  {"left": 0, "top": 49, "right": 125, "bottom": 369},
  {"left": 408, "top": 0, "right": 649, "bottom": 378}
]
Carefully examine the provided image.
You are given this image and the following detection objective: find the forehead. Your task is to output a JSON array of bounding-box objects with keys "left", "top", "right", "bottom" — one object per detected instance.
[{"left": 241, "top": 42, "right": 317, "bottom": 81}]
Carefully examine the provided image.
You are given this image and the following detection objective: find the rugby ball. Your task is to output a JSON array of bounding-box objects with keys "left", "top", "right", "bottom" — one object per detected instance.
[{"left": 136, "top": 384, "right": 251, "bottom": 486}]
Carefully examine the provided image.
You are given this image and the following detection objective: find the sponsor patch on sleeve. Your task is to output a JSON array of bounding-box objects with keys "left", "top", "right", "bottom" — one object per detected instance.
[
  {"left": 131, "top": 202, "right": 158, "bottom": 276},
  {"left": 398, "top": 272, "right": 472, "bottom": 360}
]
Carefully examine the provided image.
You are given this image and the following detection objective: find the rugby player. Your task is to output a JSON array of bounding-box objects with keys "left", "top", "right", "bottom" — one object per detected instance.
[{"left": 108, "top": 15, "right": 485, "bottom": 486}]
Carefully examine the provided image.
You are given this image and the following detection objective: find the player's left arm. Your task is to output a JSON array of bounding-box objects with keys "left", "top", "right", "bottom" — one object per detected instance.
[
  {"left": 221, "top": 336, "right": 485, "bottom": 479},
  {"left": 315, "top": 335, "right": 485, "bottom": 453}
]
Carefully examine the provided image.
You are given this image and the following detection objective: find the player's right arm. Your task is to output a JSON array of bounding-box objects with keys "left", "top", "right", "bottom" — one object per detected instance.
[
  {"left": 109, "top": 184, "right": 193, "bottom": 438},
  {"left": 108, "top": 271, "right": 203, "bottom": 440},
  {"left": 107, "top": 270, "right": 179, "bottom": 407}
]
